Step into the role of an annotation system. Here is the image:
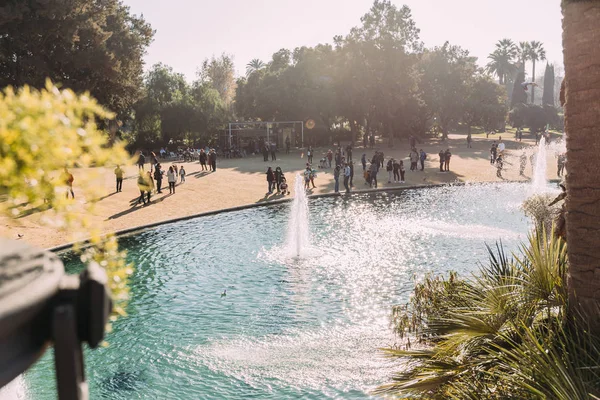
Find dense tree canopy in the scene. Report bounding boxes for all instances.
[0,0,154,116]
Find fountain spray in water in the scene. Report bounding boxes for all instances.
[531,135,548,193]
[285,174,310,258]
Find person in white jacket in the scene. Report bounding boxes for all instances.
[167,166,176,194]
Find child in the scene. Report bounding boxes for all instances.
[179,166,186,183]
[280,176,289,195]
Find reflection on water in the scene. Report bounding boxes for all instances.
[24,183,540,399]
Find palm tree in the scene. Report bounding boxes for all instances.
[245,58,265,77]
[562,0,600,333]
[516,41,530,75]
[526,41,546,104]
[486,39,517,85]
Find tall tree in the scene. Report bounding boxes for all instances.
[0,0,154,116]
[510,71,528,108]
[199,53,237,107]
[562,0,600,331]
[527,41,546,104]
[516,41,530,75]
[486,39,517,84]
[542,63,555,106]
[246,59,265,77]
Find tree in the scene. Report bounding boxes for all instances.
[542,63,555,106]
[517,41,530,75]
[526,41,546,104]
[463,75,507,133]
[199,54,237,107]
[486,39,517,84]
[246,59,265,77]
[0,0,154,116]
[562,0,600,332]
[510,71,528,108]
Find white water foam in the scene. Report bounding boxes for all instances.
[284,175,310,258]
[0,375,27,400]
[531,136,548,193]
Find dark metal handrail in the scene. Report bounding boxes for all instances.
[0,238,112,399]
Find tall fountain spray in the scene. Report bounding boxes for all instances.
[285,174,310,258]
[531,136,548,193]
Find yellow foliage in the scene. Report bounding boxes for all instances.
[0,81,133,321]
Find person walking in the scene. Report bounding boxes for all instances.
[199,149,207,170]
[154,163,163,193]
[393,159,400,183]
[333,165,340,193]
[62,167,75,199]
[210,149,217,171]
[114,165,124,193]
[444,149,452,172]
[266,167,275,194]
[419,149,427,171]
[438,149,445,172]
[137,152,145,170]
[399,160,406,183]
[275,167,283,194]
[137,172,150,205]
[167,166,176,194]
[386,158,393,183]
[369,162,378,188]
[361,153,367,171]
[179,166,186,183]
[145,171,154,203]
[466,133,472,148]
[343,163,351,193]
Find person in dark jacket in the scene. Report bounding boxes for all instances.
[275,167,283,193]
[153,164,163,193]
[438,150,445,172]
[266,167,275,194]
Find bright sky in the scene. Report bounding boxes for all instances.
[122,0,563,81]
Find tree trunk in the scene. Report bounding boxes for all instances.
[563,0,600,331]
[531,59,536,104]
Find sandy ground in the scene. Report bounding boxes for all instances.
[1,133,562,249]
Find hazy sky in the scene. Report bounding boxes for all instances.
[122,0,563,81]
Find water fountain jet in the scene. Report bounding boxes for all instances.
[285,174,310,258]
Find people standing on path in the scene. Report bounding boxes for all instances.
[386,158,394,183]
[369,162,378,188]
[62,167,75,199]
[399,160,406,183]
[327,150,333,168]
[209,149,217,171]
[262,144,269,162]
[270,142,277,161]
[137,152,145,170]
[154,164,163,193]
[307,146,314,164]
[379,151,385,168]
[409,135,417,149]
[361,153,367,171]
[309,167,317,188]
[393,159,400,182]
[199,149,207,170]
[490,142,497,164]
[409,149,419,171]
[466,133,472,148]
[266,167,275,194]
[438,150,445,172]
[497,137,506,156]
[333,165,340,193]
[343,163,351,193]
[419,149,427,171]
[137,172,151,205]
[496,155,504,179]
[346,143,353,162]
[275,167,283,194]
[179,166,186,183]
[167,166,176,194]
[349,161,354,187]
[114,165,124,193]
[444,149,452,172]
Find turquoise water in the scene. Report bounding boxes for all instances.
[23,183,533,399]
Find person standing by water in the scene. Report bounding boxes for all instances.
[393,159,400,183]
[327,150,333,168]
[266,167,275,194]
[419,149,427,171]
[137,171,151,205]
[179,166,186,183]
[438,150,445,172]
[386,158,394,183]
[114,165,124,193]
[333,165,340,193]
[349,161,354,187]
[199,149,207,170]
[275,167,283,194]
[346,143,353,162]
[307,146,314,165]
[399,160,406,183]
[361,153,367,171]
[409,149,418,171]
[466,133,472,148]
[303,165,312,189]
[369,162,378,188]
[444,149,452,172]
[490,142,497,164]
[167,166,176,194]
[154,164,163,193]
[343,163,351,193]
[210,149,217,171]
[496,155,504,179]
